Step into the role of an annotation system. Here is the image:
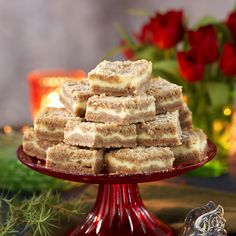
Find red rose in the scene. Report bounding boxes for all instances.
[226,11,236,41]
[137,24,153,44]
[138,10,184,49]
[219,43,236,77]
[188,25,219,64]
[120,40,135,60]
[177,50,204,82]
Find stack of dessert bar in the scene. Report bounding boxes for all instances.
[23,59,208,175]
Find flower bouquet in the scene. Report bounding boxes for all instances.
[117,7,236,176]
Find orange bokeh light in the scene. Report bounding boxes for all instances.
[27,70,86,118]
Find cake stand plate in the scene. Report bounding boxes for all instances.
[17,140,216,236]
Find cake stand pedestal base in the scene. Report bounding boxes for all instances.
[68,183,174,236]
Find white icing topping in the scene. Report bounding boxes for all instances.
[35,124,63,133]
[86,102,155,119]
[66,127,136,141]
[171,136,207,155]
[156,97,181,106]
[137,133,177,140]
[105,154,173,170]
[90,70,151,89]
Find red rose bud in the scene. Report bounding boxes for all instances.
[220,43,236,77]
[188,25,219,64]
[138,10,184,49]
[226,11,236,41]
[137,24,153,44]
[120,40,135,60]
[177,50,204,82]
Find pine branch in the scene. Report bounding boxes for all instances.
[0,190,84,236]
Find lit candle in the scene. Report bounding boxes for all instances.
[27,70,86,118]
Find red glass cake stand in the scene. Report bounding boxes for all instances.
[17,140,216,236]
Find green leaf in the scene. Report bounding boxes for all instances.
[215,23,233,45]
[152,60,180,79]
[135,46,163,61]
[193,16,218,29]
[152,60,191,91]
[207,82,230,108]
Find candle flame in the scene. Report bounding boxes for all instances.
[40,89,64,110]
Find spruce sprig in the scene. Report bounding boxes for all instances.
[0,195,18,235]
[0,190,84,236]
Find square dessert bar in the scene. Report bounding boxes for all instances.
[105,147,174,174]
[179,103,192,130]
[46,143,104,174]
[137,111,182,147]
[147,77,183,114]
[85,95,156,124]
[34,107,78,142]
[171,129,207,166]
[60,79,94,117]
[88,59,152,96]
[23,128,58,160]
[64,120,137,148]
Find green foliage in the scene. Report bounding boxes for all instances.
[135,45,163,61]
[0,191,84,236]
[112,8,235,176]
[207,82,230,108]
[192,16,218,29]
[215,23,233,46]
[0,133,70,193]
[153,60,181,81]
